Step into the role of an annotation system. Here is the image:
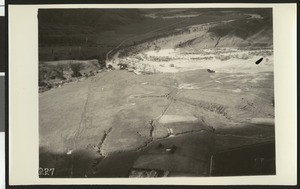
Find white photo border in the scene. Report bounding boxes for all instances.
[8,3,297,186]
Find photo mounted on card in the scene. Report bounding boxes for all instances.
[38,7,275,178]
[7,1,297,186]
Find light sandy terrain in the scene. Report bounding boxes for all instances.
[107,19,273,75]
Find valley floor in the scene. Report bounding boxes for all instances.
[39,66,275,177]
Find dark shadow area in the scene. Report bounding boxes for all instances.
[211,140,275,176]
[39,125,275,178]
[39,131,215,178]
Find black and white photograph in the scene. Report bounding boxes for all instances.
[37,8,276,178]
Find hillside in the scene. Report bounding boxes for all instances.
[38,8,271,61]
[38,8,272,91]
[107,9,273,74]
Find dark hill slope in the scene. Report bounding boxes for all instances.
[189,15,272,49]
[38,9,144,28]
[38,9,145,45]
